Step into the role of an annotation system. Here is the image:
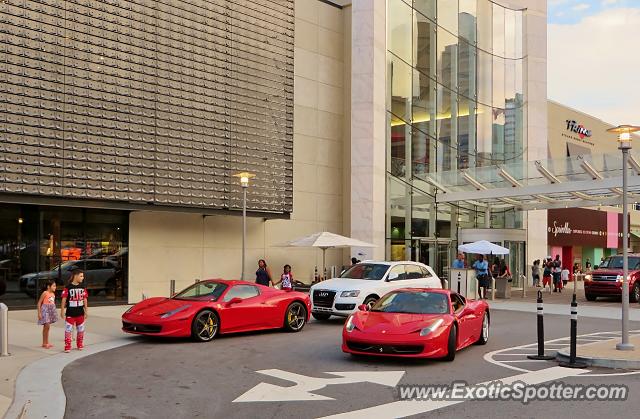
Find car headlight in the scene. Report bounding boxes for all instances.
[345,315,357,332]
[340,290,360,298]
[419,319,444,337]
[159,305,191,319]
[584,274,592,281]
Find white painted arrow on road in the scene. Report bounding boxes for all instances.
[317,366,589,419]
[233,369,405,402]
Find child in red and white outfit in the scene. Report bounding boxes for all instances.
[277,264,294,291]
[61,267,88,353]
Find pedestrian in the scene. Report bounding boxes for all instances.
[37,279,58,349]
[473,254,490,300]
[275,264,294,291]
[255,259,273,287]
[531,259,541,287]
[61,267,88,353]
[585,258,592,272]
[542,257,552,291]
[552,255,562,293]
[561,266,570,288]
[351,257,358,266]
[491,257,501,279]
[452,253,465,269]
[497,259,511,280]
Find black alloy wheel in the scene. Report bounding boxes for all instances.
[443,325,457,362]
[284,302,307,332]
[191,310,219,342]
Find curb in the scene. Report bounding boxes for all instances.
[556,349,640,369]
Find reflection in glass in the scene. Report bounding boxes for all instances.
[436,83,455,171]
[492,3,505,57]
[477,103,492,166]
[436,27,457,90]
[457,97,476,169]
[391,124,409,178]
[477,0,492,53]
[412,125,431,176]
[413,11,435,77]
[414,0,436,22]
[390,53,413,123]
[388,0,413,64]
[437,0,458,35]
[458,0,477,44]
[477,49,492,105]
[492,55,505,110]
[412,69,434,127]
[504,9,516,59]
[458,40,476,99]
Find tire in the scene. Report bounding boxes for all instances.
[585,293,597,302]
[312,312,332,321]
[475,312,489,345]
[363,296,378,310]
[283,302,307,332]
[443,325,457,362]
[191,310,219,342]
[631,283,640,303]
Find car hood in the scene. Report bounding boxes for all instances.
[591,269,637,276]
[311,278,384,293]
[352,311,447,335]
[21,272,56,281]
[130,298,194,317]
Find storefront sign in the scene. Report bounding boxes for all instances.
[566,120,592,139]
[547,208,624,248]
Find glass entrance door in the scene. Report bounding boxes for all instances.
[417,239,452,284]
[504,240,525,288]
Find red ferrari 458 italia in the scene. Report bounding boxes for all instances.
[342,288,489,361]
[122,280,311,341]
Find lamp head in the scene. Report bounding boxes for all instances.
[607,125,640,150]
[233,172,255,188]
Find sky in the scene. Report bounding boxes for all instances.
[547,0,640,125]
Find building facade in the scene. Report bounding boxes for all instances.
[0,0,547,307]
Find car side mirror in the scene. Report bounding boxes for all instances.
[357,304,369,311]
[226,297,242,306]
[387,272,399,281]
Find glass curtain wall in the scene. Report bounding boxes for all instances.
[0,204,129,308]
[386,0,526,265]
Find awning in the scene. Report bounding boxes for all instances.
[419,152,640,210]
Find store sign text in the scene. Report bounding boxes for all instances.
[566,120,592,139]
[550,221,572,237]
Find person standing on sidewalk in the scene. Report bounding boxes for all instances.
[473,255,490,300]
[255,259,273,287]
[61,267,88,353]
[275,264,294,291]
[531,259,541,287]
[37,279,58,349]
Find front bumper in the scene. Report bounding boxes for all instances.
[341,328,449,358]
[311,296,360,317]
[584,282,622,296]
[121,313,192,338]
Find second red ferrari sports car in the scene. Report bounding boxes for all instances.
[122,280,311,341]
[342,288,489,361]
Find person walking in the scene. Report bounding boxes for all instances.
[473,255,490,300]
[452,253,465,269]
[37,279,58,349]
[561,266,570,289]
[275,264,294,291]
[531,259,541,287]
[585,258,592,272]
[60,267,88,353]
[255,259,273,287]
[542,257,552,291]
[552,255,562,293]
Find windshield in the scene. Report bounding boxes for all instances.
[174,281,228,300]
[599,256,640,270]
[53,261,77,272]
[370,291,449,314]
[340,263,389,280]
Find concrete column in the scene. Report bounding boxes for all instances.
[350,0,387,259]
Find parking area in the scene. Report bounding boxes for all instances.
[62,310,640,419]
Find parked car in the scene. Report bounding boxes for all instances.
[342,288,489,361]
[20,259,120,297]
[122,280,311,341]
[309,261,442,321]
[584,254,640,302]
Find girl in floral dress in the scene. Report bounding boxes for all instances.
[37,279,59,349]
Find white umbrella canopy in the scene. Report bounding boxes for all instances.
[458,240,509,255]
[279,232,376,279]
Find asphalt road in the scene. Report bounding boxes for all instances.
[62,310,640,419]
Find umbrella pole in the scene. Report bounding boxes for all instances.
[322,248,326,281]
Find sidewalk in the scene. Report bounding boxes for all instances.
[557,334,640,369]
[0,305,131,419]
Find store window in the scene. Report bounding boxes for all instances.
[0,204,128,309]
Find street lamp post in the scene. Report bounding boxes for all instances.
[233,172,255,281]
[607,125,640,351]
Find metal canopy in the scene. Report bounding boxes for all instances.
[420,152,640,210]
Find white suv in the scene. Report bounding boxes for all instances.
[309,261,442,320]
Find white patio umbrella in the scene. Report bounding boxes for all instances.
[458,240,509,255]
[279,232,376,279]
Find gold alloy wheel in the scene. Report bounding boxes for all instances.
[287,303,306,331]
[196,311,218,341]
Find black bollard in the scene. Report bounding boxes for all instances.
[528,290,555,360]
[559,293,587,368]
